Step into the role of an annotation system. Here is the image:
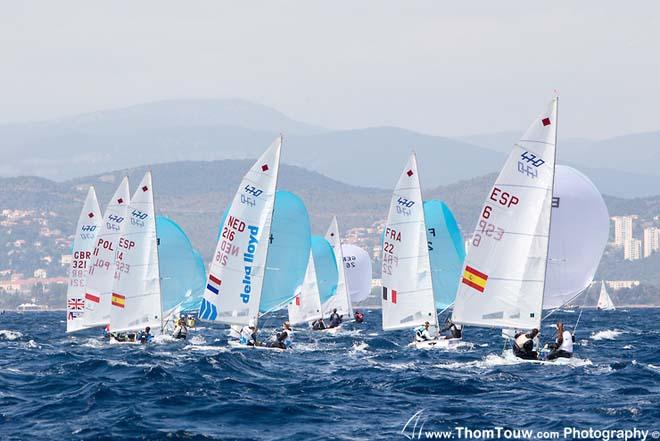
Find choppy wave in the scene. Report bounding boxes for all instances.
[0,309,657,440]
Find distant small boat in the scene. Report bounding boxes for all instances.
[597,281,616,311]
[17,302,48,312]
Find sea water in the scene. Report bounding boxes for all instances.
[0,309,657,440]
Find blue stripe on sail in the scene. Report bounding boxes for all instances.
[208,302,217,321]
[199,298,210,320]
[206,284,219,295]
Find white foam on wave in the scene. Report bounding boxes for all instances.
[0,329,23,340]
[25,339,39,349]
[623,344,634,350]
[591,329,624,341]
[434,351,592,370]
[367,332,379,337]
[186,344,229,353]
[81,338,106,348]
[647,364,660,371]
[349,341,369,354]
[189,335,207,345]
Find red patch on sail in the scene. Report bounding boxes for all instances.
[542,117,551,126]
[85,293,100,303]
[295,295,301,306]
[117,198,124,204]
[142,186,149,192]
[88,212,95,218]
[261,164,269,172]
[407,170,414,177]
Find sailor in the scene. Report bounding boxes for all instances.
[137,326,153,344]
[270,321,293,349]
[440,319,462,339]
[312,318,326,331]
[354,310,365,323]
[186,315,196,328]
[328,308,342,328]
[173,317,188,340]
[415,321,434,342]
[546,322,573,360]
[513,328,539,360]
[240,320,258,346]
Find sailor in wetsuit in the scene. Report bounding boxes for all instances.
[328,309,342,328]
[513,328,540,360]
[240,320,258,346]
[312,318,326,331]
[137,326,153,344]
[439,319,462,339]
[415,321,434,342]
[270,321,293,349]
[546,322,574,360]
[172,317,188,339]
[353,310,365,323]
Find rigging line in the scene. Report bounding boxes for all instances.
[573,287,590,336]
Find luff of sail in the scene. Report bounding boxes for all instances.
[288,251,323,325]
[198,136,281,327]
[381,153,436,331]
[82,177,131,329]
[66,187,102,333]
[322,217,353,318]
[452,98,558,330]
[597,281,615,311]
[110,172,162,334]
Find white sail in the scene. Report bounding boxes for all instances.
[198,137,281,327]
[66,187,102,333]
[452,98,558,330]
[109,172,162,334]
[342,244,373,304]
[322,217,353,318]
[287,251,323,325]
[82,177,131,329]
[597,281,615,311]
[381,153,436,331]
[544,166,609,309]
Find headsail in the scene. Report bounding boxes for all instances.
[322,217,353,318]
[424,200,465,310]
[287,251,323,325]
[199,137,281,327]
[82,177,130,329]
[66,187,102,333]
[381,153,436,331]
[544,166,609,309]
[452,98,558,330]
[597,281,615,311]
[313,236,339,306]
[341,244,373,304]
[110,172,162,334]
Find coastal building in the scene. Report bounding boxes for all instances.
[643,227,660,258]
[612,215,636,247]
[605,280,641,290]
[624,238,642,261]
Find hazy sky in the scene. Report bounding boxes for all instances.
[1,1,659,139]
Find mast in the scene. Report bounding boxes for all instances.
[151,171,165,334]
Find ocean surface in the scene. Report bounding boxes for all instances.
[0,308,658,440]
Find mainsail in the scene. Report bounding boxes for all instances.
[82,177,131,329]
[452,98,558,330]
[597,281,616,311]
[199,137,281,327]
[66,187,102,333]
[322,217,353,318]
[424,200,465,310]
[287,251,323,325]
[110,172,162,334]
[341,244,373,304]
[544,165,609,309]
[381,153,436,331]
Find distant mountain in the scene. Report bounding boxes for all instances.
[1,98,659,197]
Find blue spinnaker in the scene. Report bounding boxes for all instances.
[312,235,339,305]
[217,191,311,314]
[157,216,207,315]
[423,200,465,310]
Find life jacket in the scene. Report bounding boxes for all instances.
[515,333,531,350]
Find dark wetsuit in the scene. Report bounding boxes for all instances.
[312,320,326,331]
[440,323,462,339]
[328,313,342,328]
[513,332,538,360]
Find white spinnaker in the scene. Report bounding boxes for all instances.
[452,98,558,330]
[597,281,615,310]
[322,217,353,318]
[82,177,130,329]
[287,251,323,325]
[66,187,102,333]
[381,153,436,331]
[110,172,162,334]
[543,166,609,309]
[342,244,373,304]
[199,137,281,327]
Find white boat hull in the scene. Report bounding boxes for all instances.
[409,338,462,350]
[227,340,285,351]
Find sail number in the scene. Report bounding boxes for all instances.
[472,205,505,247]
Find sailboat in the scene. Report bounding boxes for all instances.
[198,136,283,350]
[452,97,559,356]
[597,281,616,311]
[381,153,447,349]
[320,217,353,332]
[82,177,131,330]
[287,250,323,326]
[66,187,102,333]
[341,243,373,305]
[109,172,163,340]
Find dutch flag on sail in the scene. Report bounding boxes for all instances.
[206,274,222,295]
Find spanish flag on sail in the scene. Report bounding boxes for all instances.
[462,266,488,293]
[111,293,126,308]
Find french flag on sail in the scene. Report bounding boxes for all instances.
[206,274,222,295]
[382,287,397,304]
